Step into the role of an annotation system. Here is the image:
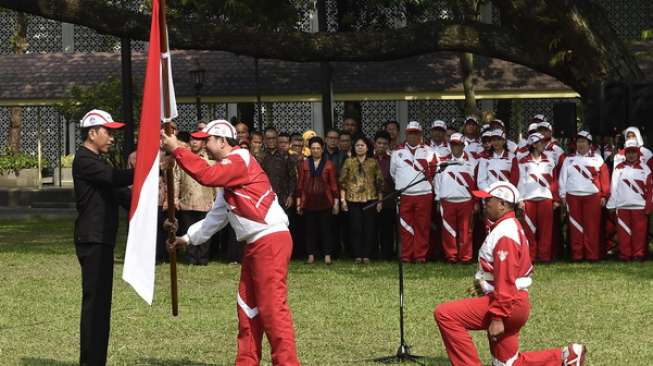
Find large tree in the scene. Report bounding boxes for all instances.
[7,11,27,152]
[0,0,644,99]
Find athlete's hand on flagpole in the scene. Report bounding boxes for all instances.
[160,129,180,153]
[167,236,188,253]
[163,218,178,233]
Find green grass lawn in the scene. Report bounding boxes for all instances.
[1,218,652,365]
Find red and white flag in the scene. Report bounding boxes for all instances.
[123,0,177,304]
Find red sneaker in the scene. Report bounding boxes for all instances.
[563,343,586,366]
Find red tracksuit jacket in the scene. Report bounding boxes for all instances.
[475,212,534,319]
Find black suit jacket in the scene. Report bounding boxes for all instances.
[73,146,134,245]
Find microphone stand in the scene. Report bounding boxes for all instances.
[364,175,429,364]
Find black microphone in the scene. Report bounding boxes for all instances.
[437,160,463,172]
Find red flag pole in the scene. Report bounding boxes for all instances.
[159,0,179,317]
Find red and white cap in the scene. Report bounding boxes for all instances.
[491,119,505,128]
[431,120,447,130]
[80,109,125,129]
[190,119,237,139]
[624,139,640,151]
[449,132,464,144]
[538,121,553,131]
[528,132,545,145]
[472,181,521,204]
[576,130,592,142]
[532,114,547,122]
[491,129,506,139]
[406,121,423,132]
[465,115,479,124]
[527,123,539,133]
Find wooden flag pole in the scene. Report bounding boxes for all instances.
[159,0,179,317]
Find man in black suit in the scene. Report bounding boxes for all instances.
[73,109,133,366]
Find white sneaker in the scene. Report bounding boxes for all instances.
[562,343,586,366]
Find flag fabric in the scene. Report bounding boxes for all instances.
[123,0,177,304]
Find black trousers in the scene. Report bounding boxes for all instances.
[288,207,306,259]
[156,207,170,263]
[348,201,377,259]
[76,242,114,366]
[180,210,210,265]
[337,211,351,258]
[305,209,333,256]
[377,205,397,260]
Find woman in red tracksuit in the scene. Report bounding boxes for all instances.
[515,133,559,262]
[606,139,653,261]
[476,129,519,190]
[558,131,610,261]
[434,181,586,366]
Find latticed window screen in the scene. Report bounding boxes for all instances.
[0,106,64,168]
[360,101,398,137]
[174,103,227,132]
[0,12,16,54]
[253,102,313,134]
[333,101,397,137]
[594,0,652,41]
[27,16,62,53]
[408,100,463,131]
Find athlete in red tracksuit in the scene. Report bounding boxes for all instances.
[558,131,610,262]
[434,181,586,366]
[476,129,519,191]
[390,121,437,262]
[606,139,653,261]
[429,120,451,260]
[434,133,478,263]
[538,120,567,259]
[163,120,300,366]
[514,133,560,262]
[515,122,539,161]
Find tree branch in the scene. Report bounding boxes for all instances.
[0,0,535,64]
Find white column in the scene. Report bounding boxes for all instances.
[227,103,238,121]
[62,23,74,52]
[311,102,324,137]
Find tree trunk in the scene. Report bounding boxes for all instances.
[452,0,481,116]
[459,52,478,115]
[7,12,27,152]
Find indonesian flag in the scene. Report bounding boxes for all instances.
[123,0,177,304]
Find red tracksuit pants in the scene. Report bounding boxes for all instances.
[236,231,300,366]
[523,199,553,262]
[440,200,475,263]
[616,208,649,260]
[566,193,602,261]
[399,193,433,262]
[435,292,561,366]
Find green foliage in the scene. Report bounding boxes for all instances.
[642,29,653,40]
[0,149,48,175]
[60,154,75,169]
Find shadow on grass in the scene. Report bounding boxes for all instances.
[21,358,77,366]
[137,358,224,366]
